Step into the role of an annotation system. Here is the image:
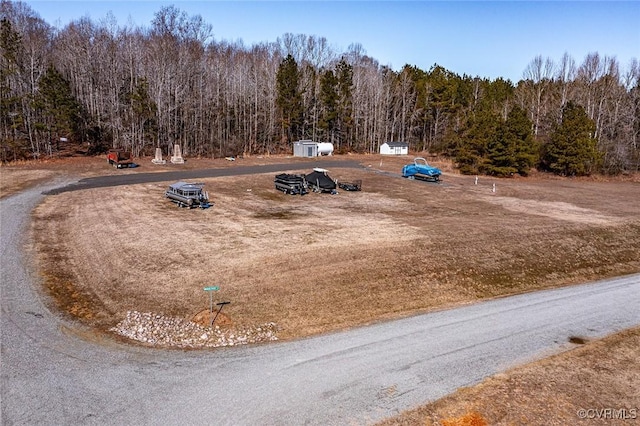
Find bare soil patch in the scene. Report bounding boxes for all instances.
[377,327,640,425]
[28,154,640,341]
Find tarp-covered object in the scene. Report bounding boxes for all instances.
[306,169,337,192]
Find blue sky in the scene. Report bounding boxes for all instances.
[22,1,640,82]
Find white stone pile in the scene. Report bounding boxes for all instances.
[111,311,278,348]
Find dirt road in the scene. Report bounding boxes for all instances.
[2,181,639,425]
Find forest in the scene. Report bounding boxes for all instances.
[1,1,639,175]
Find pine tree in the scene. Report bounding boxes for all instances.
[484,130,517,176]
[0,17,25,159]
[36,65,81,150]
[508,105,538,175]
[335,58,354,149]
[318,69,338,142]
[484,105,537,176]
[455,107,499,175]
[542,102,601,176]
[276,54,302,145]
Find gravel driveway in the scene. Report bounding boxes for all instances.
[2,180,639,425]
[43,159,363,194]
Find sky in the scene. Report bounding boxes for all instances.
[21,1,640,82]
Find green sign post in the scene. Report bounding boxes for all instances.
[204,286,220,326]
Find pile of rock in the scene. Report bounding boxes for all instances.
[111,311,278,348]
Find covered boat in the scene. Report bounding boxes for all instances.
[306,168,337,193]
[402,157,442,182]
[165,182,211,208]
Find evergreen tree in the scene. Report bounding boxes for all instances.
[507,105,538,175]
[425,65,469,152]
[318,68,338,142]
[0,17,25,157]
[484,129,517,176]
[484,105,537,176]
[404,65,429,149]
[36,65,81,147]
[541,102,601,176]
[454,107,499,175]
[335,58,354,149]
[276,54,302,145]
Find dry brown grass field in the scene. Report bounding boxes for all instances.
[13,154,640,338]
[3,153,639,424]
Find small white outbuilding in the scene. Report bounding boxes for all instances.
[293,140,318,157]
[380,141,409,155]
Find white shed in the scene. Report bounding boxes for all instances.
[380,141,408,155]
[293,140,318,157]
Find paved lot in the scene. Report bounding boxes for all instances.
[43,160,362,194]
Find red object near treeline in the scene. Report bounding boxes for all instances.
[107,149,133,168]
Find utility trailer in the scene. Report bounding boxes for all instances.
[107,149,134,169]
[165,182,211,208]
[274,173,308,195]
[337,179,362,191]
[402,157,442,182]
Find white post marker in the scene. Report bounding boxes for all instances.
[152,147,166,164]
[171,144,184,164]
[492,183,496,193]
[475,176,478,185]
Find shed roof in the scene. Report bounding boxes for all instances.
[384,141,408,147]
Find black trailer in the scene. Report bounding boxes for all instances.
[338,179,362,191]
[274,173,308,195]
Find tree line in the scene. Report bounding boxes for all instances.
[1,1,639,175]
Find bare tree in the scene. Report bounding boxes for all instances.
[556,52,576,113]
[522,55,554,136]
